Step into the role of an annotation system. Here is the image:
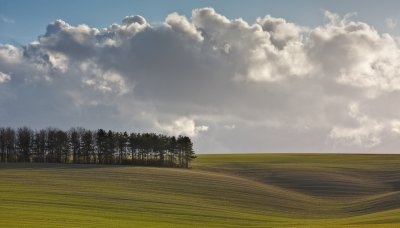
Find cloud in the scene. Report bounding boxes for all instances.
[329,102,400,148]
[0,14,14,24]
[191,7,311,82]
[329,103,384,147]
[0,44,22,64]
[223,124,236,130]
[308,11,400,92]
[256,15,304,50]
[79,60,128,94]
[2,8,400,152]
[122,15,147,25]
[165,12,203,42]
[0,72,11,84]
[156,117,209,137]
[386,18,398,30]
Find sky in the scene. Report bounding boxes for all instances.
[2,1,400,153]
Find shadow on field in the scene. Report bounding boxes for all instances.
[261,169,388,197]
[345,192,400,214]
[214,163,393,197]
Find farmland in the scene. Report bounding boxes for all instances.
[0,154,400,227]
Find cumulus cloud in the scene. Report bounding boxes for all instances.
[256,15,304,50]
[191,7,311,82]
[2,8,400,152]
[156,117,209,137]
[329,103,384,147]
[79,60,128,94]
[308,11,400,93]
[122,15,147,25]
[0,44,22,64]
[329,102,400,149]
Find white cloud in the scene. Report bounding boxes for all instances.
[390,120,400,134]
[3,8,400,152]
[0,14,14,24]
[309,12,400,93]
[122,15,147,25]
[223,124,236,130]
[165,12,203,42]
[156,117,209,137]
[256,15,304,49]
[329,103,400,148]
[195,125,209,133]
[0,44,22,64]
[329,103,384,147]
[192,7,312,82]
[79,60,128,94]
[386,18,398,30]
[0,72,11,84]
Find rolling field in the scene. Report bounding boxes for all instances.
[1,154,400,227]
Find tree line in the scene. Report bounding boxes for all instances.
[0,127,196,168]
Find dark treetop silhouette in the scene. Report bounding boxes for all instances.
[0,127,196,168]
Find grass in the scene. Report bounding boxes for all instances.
[0,154,399,227]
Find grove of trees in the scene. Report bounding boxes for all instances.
[0,127,196,168]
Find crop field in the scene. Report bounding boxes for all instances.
[0,154,400,227]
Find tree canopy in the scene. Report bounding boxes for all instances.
[0,127,196,168]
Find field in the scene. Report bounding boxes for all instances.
[0,154,400,227]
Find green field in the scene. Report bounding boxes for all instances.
[1,154,400,227]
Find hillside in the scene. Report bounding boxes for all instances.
[0,154,400,227]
